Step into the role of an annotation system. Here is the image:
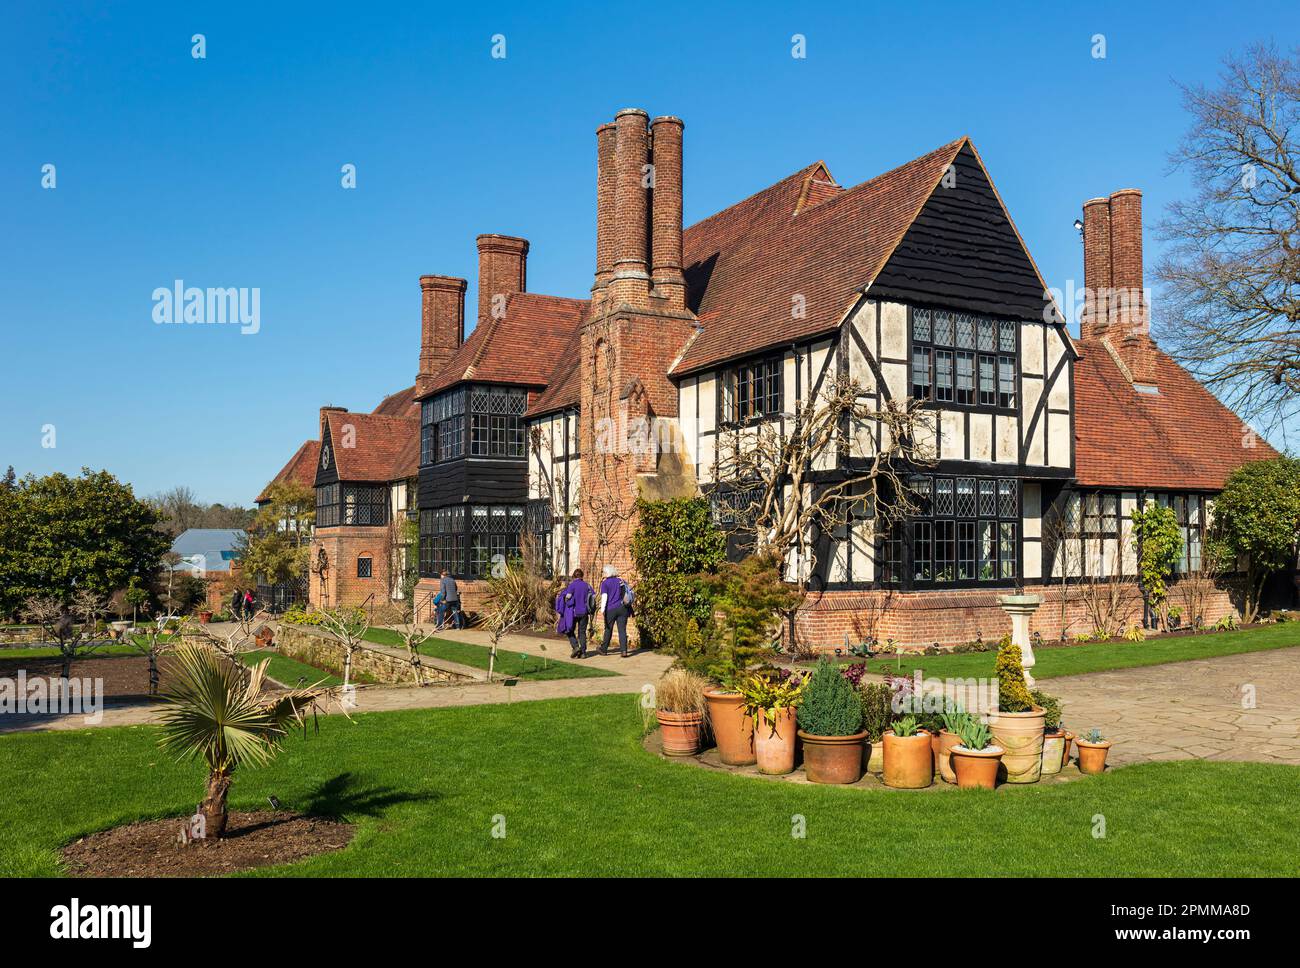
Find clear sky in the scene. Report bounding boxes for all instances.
[3,0,1296,504]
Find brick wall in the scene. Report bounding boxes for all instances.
[310,526,392,609]
[792,580,1241,649]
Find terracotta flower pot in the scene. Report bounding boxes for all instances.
[755,706,797,775]
[704,688,755,766]
[799,730,866,784]
[951,745,1004,789]
[198,611,213,625]
[988,706,1046,783]
[1041,730,1066,775]
[864,737,884,775]
[656,710,705,757]
[936,729,962,784]
[882,730,933,788]
[1075,737,1112,774]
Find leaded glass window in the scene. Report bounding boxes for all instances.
[722,357,782,423]
[902,475,1021,585]
[912,306,1019,412]
[469,387,526,458]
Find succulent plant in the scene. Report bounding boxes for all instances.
[956,717,993,752]
[891,714,919,737]
[1084,727,1105,744]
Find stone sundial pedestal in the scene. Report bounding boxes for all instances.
[998,593,1044,687]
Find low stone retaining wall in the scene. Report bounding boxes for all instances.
[0,627,46,646]
[273,624,475,686]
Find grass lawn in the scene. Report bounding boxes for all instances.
[854,622,1300,681]
[1,642,145,660]
[363,627,615,680]
[1,694,1297,877]
[238,650,344,688]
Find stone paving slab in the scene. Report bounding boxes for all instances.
[1048,648,1300,767]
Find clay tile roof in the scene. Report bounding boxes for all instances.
[671,138,968,375]
[372,384,419,418]
[525,328,583,418]
[256,439,320,503]
[324,410,419,483]
[421,292,588,397]
[1073,339,1279,490]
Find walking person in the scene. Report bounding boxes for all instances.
[597,564,634,657]
[555,569,594,658]
[243,589,255,619]
[230,588,243,620]
[436,569,460,630]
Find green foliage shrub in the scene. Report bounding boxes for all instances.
[798,658,864,736]
[996,641,1034,712]
[629,498,726,649]
[1031,689,1062,731]
[859,681,894,742]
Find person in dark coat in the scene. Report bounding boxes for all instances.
[230,589,243,619]
[555,569,594,658]
[598,564,633,657]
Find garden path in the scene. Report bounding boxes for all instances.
[1047,647,1300,767]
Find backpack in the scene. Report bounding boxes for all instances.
[620,580,634,608]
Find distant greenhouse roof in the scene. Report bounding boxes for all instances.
[170,528,245,574]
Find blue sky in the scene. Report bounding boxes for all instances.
[2,0,1295,503]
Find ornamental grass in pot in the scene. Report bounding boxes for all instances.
[654,669,710,757]
[1075,728,1112,774]
[797,658,867,784]
[949,714,1004,790]
[882,715,933,789]
[988,641,1045,784]
[1034,690,1066,775]
[859,681,893,774]
[737,670,806,775]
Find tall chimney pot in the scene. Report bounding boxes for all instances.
[417,274,467,395]
[650,115,686,310]
[475,234,528,327]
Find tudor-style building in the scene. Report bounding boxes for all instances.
[258,108,1284,643]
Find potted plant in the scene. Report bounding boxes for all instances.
[860,680,893,774]
[1033,689,1066,775]
[197,607,214,625]
[988,640,1045,783]
[936,703,968,783]
[737,670,805,775]
[699,553,798,767]
[882,715,933,789]
[654,668,710,757]
[1075,728,1112,774]
[949,714,1004,790]
[798,658,867,784]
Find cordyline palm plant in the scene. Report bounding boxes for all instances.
[156,643,339,838]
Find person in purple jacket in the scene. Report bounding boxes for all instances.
[597,564,633,657]
[556,568,594,658]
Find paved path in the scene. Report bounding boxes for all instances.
[0,628,673,734]
[1048,648,1300,767]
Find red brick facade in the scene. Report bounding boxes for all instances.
[792,581,1240,650]
[309,526,392,611]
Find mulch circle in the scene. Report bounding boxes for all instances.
[61,810,355,877]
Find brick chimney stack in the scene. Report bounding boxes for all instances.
[650,115,687,310]
[319,405,347,437]
[417,275,467,395]
[1080,189,1157,385]
[476,234,528,327]
[607,108,652,308]
[592,122,617,302]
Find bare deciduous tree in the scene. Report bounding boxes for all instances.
[315,605,370,690]
[1156,44,1300,435]
[21,590,111,682]
[713,374,937,593]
